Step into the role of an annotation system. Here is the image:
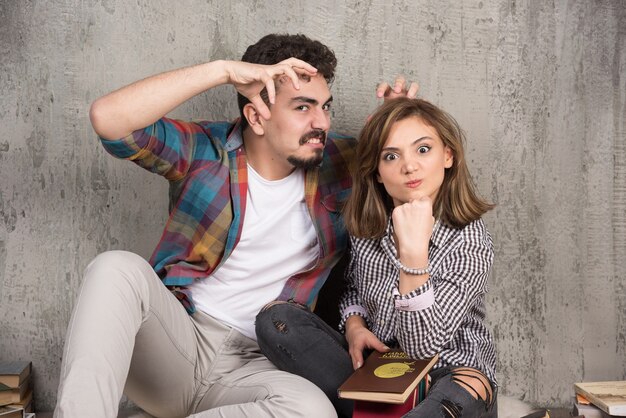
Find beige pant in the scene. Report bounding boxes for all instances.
[54,251,336,418]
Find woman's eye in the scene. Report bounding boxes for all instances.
[383,153,398,161]
[417,145,431,153]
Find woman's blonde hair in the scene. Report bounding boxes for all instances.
[343,97,494,238]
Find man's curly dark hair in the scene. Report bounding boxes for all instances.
[237,33,337,128]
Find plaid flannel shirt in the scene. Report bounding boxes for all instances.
[100,117,355,313]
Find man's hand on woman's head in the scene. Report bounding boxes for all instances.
[376,75,419,101]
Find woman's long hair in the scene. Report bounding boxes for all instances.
[343,97,494,238]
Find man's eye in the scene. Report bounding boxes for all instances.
[322,103,332,111]
[296,105,309,111]
[418,146,431,153]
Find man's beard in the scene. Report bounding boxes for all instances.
[287,151,324,169]
[287,129,326,169]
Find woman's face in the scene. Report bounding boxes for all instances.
[376,116,453,207]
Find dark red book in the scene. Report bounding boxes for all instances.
[352,379,428,417]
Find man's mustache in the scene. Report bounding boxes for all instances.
[299,129,327,145]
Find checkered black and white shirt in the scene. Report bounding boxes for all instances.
[339,218,497,385]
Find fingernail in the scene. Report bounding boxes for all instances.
[383,345,390,350]
[356,361,362,369]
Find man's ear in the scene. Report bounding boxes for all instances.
[243,103,265,136]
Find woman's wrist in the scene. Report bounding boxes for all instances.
[346,314,367,329]
[398,251,429,274]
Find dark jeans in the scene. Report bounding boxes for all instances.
[404,366,498,418]
[255,302,497,418]
[256,301,355,417]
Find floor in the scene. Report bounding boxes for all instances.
[547,409,574,418]
[35,406,575,417]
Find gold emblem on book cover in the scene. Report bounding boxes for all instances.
[374,362,416,378]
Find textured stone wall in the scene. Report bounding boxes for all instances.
[0,0,624,411]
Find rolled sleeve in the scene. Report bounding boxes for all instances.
[99,127,153,159]
[99,118,200,181]
[392,280,435,311]
[341,304,368,319]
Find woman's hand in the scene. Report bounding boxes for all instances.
[393,197,434,294]
[345,316,389,370]
[392,197,434,261]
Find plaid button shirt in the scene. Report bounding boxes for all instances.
[339,219,497,385]
[101,117,355,313]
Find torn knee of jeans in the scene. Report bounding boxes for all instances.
[441,399,462,418]
[259,300,288,313]
[272,319,288,333]
[451,368,493,404]
[277,344,295,360]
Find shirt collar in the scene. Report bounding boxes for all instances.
[224,118,244,152]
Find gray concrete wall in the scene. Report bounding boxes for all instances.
[1,0,624,411]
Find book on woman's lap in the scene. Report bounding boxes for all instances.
[338,350,438,416]
[349,379,428,418]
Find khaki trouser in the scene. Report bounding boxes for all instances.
[54,251,336,418]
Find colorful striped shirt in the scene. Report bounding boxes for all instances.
[100,118,356,313]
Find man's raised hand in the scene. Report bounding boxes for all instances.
[376,75,419,101]
[225,58,318,120]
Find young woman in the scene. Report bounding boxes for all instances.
[340,97,497,417]
[256,97,497,418]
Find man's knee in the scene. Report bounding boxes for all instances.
[82,250,157,297]
[87,250,148,271]
[279,376,337,418]
[299,386,337,418]
[92,249,149,266]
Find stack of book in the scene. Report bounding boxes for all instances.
[0,361,33,415]
[573,381,626,417]
[0,405,27,418]
[338,350,439,417]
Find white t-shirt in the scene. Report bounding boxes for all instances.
[189,164,319,339]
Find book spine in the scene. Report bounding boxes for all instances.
[417,378,425,403]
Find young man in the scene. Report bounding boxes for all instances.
[54,34,355,418]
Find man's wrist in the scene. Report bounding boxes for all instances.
[207,60,230,86]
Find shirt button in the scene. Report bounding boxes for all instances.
[379,319,385,325]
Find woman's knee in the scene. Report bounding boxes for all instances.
[450,367,493,403]
[406,368,495,418]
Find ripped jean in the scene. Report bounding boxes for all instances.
[255,302,497,418]
[255,301,354,417]
[404,366,498,418]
